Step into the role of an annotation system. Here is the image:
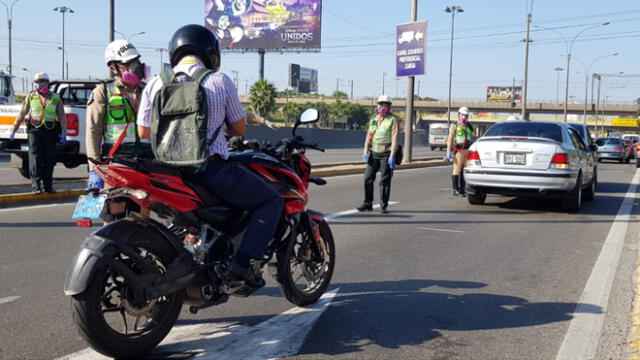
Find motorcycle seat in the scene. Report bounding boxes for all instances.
[184,181,226,207]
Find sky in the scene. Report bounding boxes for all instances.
[0,0,638,104]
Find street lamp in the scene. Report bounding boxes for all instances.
[53,6,74,80]
[128,31,145,42]
[382,72,387,95]
[553,67,564,104]
[521,0,535,120]
[21,67,31,90]
[445,5,463,127]
[572,52,618,124]
[57,46,68,79]
[0,0,19,75]
[535,22,609,122]
[156,48,167,73]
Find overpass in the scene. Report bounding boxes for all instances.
[239,97,637,117]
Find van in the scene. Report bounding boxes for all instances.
[428,123,449,151]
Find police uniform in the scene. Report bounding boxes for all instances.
[12,90,66,192]
[85,78,151,171]
[447,121,474,196]
[360,111,399,212]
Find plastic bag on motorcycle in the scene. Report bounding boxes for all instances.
[150,68,217,174]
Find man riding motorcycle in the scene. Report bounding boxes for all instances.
[136,24,283,289]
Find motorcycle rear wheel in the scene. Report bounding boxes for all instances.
[70,235,183,358]
[277,220,335,306]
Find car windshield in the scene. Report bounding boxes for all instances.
[484,122,563,142]
[430,128,448,136]
[596,138,622,146]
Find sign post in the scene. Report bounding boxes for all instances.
[396,19,426,163]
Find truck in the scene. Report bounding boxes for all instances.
[428,122,449,151]
[0,72,16,105]
[0,79,102,178]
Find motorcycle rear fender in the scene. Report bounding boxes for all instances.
[64,215,184,296]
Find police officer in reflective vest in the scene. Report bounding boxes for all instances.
[85,40,150,220]
[446,106,474,196]
[10,72,66,193]
[357,95,399,214]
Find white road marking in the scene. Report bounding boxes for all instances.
[325,201,400,221]
[0,202,75,213]
[0,296,20,304]
[556,168,640,360]
[417,226,466,233]
[58,288,339,360]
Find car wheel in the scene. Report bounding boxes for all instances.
[636,158,640,168]
[562,173,582,212]
[619,158,624,164]
[598,158,602,163]
[430,146,435,151]
[468,191,486,205]
[626,156,631,164]
[583,171,596,202]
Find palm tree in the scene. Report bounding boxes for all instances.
[249,79,278,119]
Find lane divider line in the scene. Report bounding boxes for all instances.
[325,201,400,221]
[417,226,466,233]
[556,168,640,360]
[59,288,340,360]
[0,296,20,305]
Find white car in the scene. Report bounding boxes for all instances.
[463,121,596,212]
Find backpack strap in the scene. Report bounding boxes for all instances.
[159,69,176,85]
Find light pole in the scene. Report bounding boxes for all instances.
[553,67,563,120]
[156,48,167,72]
[522,0,535,120]
[535,22,609,122]
[21,67,31,90]
[445,5,463,127]
[53,6,74,80]
[128,31,145,42]
[230,70,239,93]
[572,52,618,124]
[57,46,68,79]
[382,72,386,95]
[0,0,19,75]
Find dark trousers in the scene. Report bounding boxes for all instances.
[189,157,284,259]
[27,128,57,192]
[363,151,393,207]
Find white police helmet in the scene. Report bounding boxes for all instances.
[458,106,470,116]
[104,39,140,65]
[33,72,49,82]
[376,95,392,104]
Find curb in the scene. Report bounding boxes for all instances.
[0,189,83,208]
[0,160,448,208]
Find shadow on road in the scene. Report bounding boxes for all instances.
[163,279,599,359]
[0,222,78,228]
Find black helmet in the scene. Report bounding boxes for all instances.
[168,24,220,71]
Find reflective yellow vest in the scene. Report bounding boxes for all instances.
[104,83,137,145]
[29,92,60,130]
[368,115,395,153]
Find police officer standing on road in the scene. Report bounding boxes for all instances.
[357,95,399,214]
[446,106,474,196]
[85,40,151,220]
[10,73,66,194]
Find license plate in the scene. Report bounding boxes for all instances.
[72,194,107,219]
[504,152,526,165]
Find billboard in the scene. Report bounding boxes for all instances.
[289,63,318,93]
[205,0,322,50]
[396,21,427,77]
[486,86,522,103]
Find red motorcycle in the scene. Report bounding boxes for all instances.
[64,109,335,359]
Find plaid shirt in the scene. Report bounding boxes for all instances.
[136,56,246,159]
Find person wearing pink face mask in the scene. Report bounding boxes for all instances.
[446,106,474,196]
[10,72,66,193]
[85,40,151,221]
[357,95,399,214]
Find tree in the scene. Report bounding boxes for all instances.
[249,79,278,118]
[281,102,303,127]
[331,90,348,99]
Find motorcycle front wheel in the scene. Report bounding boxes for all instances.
[277,219,335,306]
[70,235,183,358]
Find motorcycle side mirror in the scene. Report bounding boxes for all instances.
[293,108,319,137]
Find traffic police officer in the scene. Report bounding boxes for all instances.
[357,95,399,214]
[446,106,474,196]
[86,39,150,220]
[10,73,66,193]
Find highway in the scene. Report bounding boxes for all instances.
[0,161,638,359]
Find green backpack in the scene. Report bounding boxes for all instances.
[151,68,221,174]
